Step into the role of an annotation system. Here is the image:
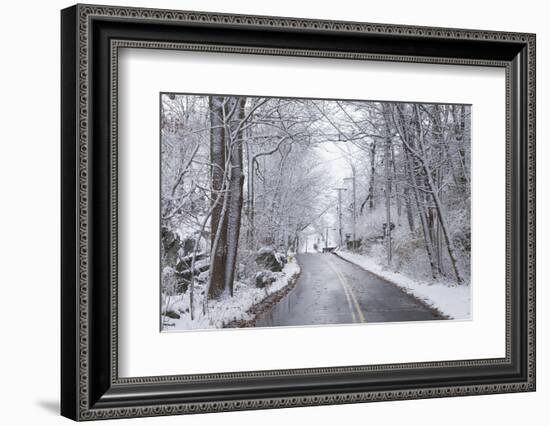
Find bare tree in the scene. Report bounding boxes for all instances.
[224,97,247,296]
[208,96,229,299]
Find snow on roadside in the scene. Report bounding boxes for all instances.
[162,257,301,331]
[335,250,471,320]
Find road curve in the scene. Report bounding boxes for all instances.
[254,253,442,327]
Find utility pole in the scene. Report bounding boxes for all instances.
[334,187,347,247]
[344,166,357,250]
[325,226,329,250]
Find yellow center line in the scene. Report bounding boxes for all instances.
[327,260,366,323]
[326,260,356,322]
[341,277,358,324]
[337,269,366,323]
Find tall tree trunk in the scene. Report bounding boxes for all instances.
[391,144,402,219]
[391,104,416,233]
[382,107,393,266]
[456,105,470,186]
[208,96,229,299]
[403,156,416,233]
[224,97,246,296]
[424,172,439,274]
[432,105,444,273]
[246,136,255,248]
[368,140,376,210]
[405,147,439,279]
[426,169,464,285]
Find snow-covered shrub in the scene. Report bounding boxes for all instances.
[161,266,177,295]
[161,227,182,267]
[275,252,288,266]
[164,310,180,319]
[255,246,284,272]
[255,270,277,288]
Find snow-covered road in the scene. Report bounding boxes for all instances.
[254,253,443,327]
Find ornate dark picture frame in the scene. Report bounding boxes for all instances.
[61,4,536,421]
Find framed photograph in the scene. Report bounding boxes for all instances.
[61,4,536,421]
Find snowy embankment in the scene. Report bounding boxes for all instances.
[162,258,301,330]
[335,250,471,320]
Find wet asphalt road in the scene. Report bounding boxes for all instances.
[254,253,441,327]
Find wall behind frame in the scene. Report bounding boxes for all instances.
[0,0,545,425]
